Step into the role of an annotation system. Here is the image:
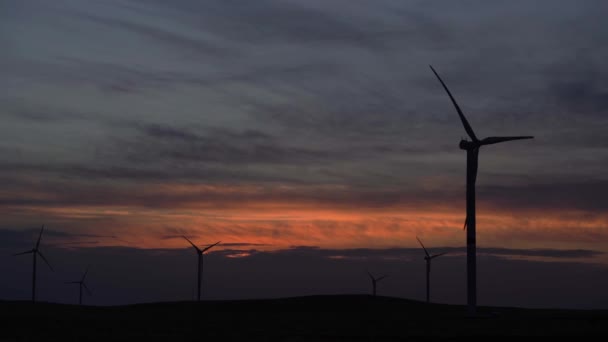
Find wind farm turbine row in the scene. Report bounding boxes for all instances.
[10,226,222,305]
[9,66,533,315]
[12,225,92,305]
[12,226,449,304]
[367,237,447,300]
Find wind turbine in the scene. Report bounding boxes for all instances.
[183,236,220,302]
[13,225,54,303]
[429,65,533,315]
[367,272,388,297]
[66,267,92,305]
[416,236,447,304]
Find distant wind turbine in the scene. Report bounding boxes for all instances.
[416,236,447,304]
[66,267,92,305]
[430,65,533,315]
[13,225,54,303]
[367,272,388,297]
[183,236,220,302]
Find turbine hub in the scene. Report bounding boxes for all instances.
[459,139,477,150]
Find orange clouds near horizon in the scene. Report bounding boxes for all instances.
[2,186,608,255]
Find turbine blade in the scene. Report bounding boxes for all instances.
[480,136,534,146]
[183,236,201,253]
[65,281,80,284]
[81,266,90,282]
[203,241,221,253]
[83,283,93,296]
[13,249,34,256]
[37,251,54,271]
[377,275,388,282]
[416,236,430,258]
[367,271,374,280]
[429,65,478,141]
[431,252,448,259]
[36,225,45,249]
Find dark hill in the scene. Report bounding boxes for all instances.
[2,295,607,340]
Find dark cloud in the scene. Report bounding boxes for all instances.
[2,98,89,123]
[127,123,337,165]
[158,231,270,248]
[478,247,602,259]
[272,245,603,260]
[0,162,184,182]
[139,124,206,142]
[0,58,167,95]
[76,12,230,58]
[218,243,270,247]
[479,180,608,211]
[0,228,117,250]
[2,163,608,214]
[2,54,346,97]
[551,78,608,114]
[132,0,417,48]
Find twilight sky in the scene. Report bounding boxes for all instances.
[1,0,608,307]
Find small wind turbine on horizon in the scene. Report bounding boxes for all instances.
[66,267,92,305]
[416,236,447,304]
[13,225,54,303]
[183,236,220,302]
[430,65,533,315]
[367,272,388,297]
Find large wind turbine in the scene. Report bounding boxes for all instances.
[367,272,388,297]
[66,267,92,305]
[430,65,533,315]
[13,225,54,303]
[416,236,447,304]
[183,236,220,302]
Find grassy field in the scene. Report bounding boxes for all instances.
[2,295,607,340]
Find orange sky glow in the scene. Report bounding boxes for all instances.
[3,182,606,258]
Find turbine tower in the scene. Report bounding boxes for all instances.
[430,65,533,315]
[416,236,447,304]
[66,267,92,305]
[13,225,53,303]
[367,272,388,297]
[183,236,220,302]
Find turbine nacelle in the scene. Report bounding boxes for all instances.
[459,139,477,150]
[183,236,221,255]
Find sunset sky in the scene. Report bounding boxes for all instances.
[1,0,608,307]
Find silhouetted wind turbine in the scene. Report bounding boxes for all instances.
[66,267,92,305]
[183,236,220,302]
[13,225,54,303]
[367,272,388,297]
[416,236,447,304]
[430,65,533,315]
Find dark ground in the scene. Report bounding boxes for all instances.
[1,295,607,340]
